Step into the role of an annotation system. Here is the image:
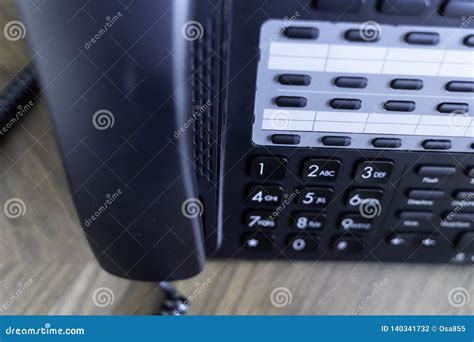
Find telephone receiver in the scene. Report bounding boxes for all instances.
[18,0,225,281]
[19,0,474,281]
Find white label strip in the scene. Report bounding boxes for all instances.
[267,42,474,78]
[261,109,474,137]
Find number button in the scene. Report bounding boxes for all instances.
[298,188,333,208]
[245,212,277,229]
[250,156,287,180]
[339,214,373,231]
[247,186,283,206]
[287,235,319,253]
[354,160,393,184]
[346,189,383,210]
[302,159,341,182]
[292,213,326,230]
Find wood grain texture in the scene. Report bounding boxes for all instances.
[0,0,472,316]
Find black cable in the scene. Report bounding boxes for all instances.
[0,64,39,132]
[158,281,190,315]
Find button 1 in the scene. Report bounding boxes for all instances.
[442,0,474,18]
[354,160,394,184]
[292,212,326,230]
[383,100,416,112]
[372,138,402,148]
[332,236,365,254]
[417,165,456,177]
[330,98,362,110]
[446,81,474,93]
[340,214,373,231]
[271,134,301,145]
[245,212,277,229]
[313,0,362,12]
[284,27,319,40]
[378,0,429,15]
[247,186,283,206]
[345,29,380,42]
[298,187,333,208]
[275,96,307,108]
[321,136,351,147]
[242,232,276,251]
[422,139,452,150]
[287,234,320,252]
[390,79,423,90]
[404,32,439,45]
[437,102,469,114]
[334,76,367,89]
[250,156,287,180]
[278,74,311,86]
[302,158,341,182]
[346,188,383,210]
[464,35,474,47]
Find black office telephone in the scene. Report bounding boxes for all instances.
[19,0,474,281]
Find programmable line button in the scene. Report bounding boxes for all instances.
[446,81,474,93]
[284,26,319,39]
[465,35,474,47]
[278,74,311,86]
[372,138,402,148]
[404,32,440,45]
[390,79,423,90]
[437,102,469,113]
[275,96,307,108]
[384,100,416,112]
[422,139,452,150]
[330,98,362,110]
[345,29,380,42]
[321,136,351,147]
[271,134,301,145]
[442,1,474,18]
[407,190,445,201]
[334,76,367,89]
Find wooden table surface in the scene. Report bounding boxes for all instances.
[0,0,472,316]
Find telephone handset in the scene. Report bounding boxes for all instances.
[20,0,474,282]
